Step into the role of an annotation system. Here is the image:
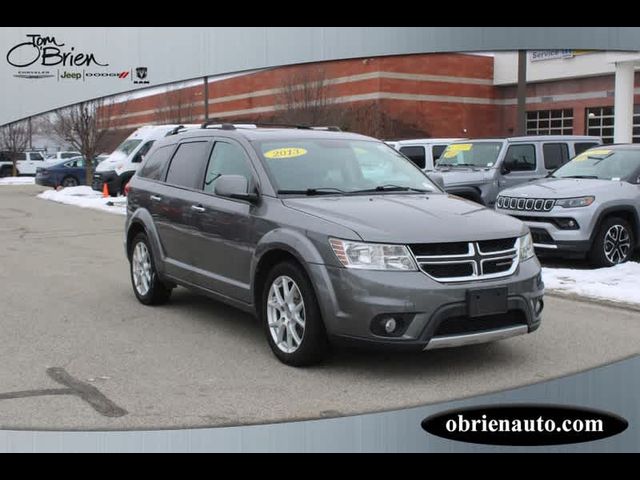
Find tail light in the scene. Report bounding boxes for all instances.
[123,181,131,197]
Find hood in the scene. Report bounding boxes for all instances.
[500,178,627,199]
[437,168,495,187]
[283,194,526,244]
[95,150,128,173]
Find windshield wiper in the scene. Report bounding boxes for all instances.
[350,184,431,194]
[436,163,478,168]
[277,187,347,196]
[559,175,599,179]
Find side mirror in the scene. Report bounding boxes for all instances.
[132,153,144,163]
[500,161,513,175]
[427,172,446,191]
[214,174,258,202]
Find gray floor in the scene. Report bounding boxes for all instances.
[1,184,640,431]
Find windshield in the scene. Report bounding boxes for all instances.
[552,148,640,181]
[254,139,440,194]
[436,142,503,168]
[114,139,143,156]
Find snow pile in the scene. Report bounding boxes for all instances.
[543,262,640,306]
[37,186,127,216]
[0,176,36,185]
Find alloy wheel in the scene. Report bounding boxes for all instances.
[603,224,631,265]
[266,275,306,354]
[132,242,152,296]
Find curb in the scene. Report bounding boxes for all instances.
[546,290,640,313]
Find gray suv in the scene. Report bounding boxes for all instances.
[496,144,640,267]
[436,136,601,206]
[125,124,544,366]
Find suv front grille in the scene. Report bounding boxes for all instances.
[497,196,555,212]
[409,238,520,282]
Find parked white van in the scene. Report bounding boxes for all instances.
[392,138,464,171]
[93,124,199,195]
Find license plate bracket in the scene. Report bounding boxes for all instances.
[467,287,508,318]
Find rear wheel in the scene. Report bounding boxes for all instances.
[261,261,328,366]
[61,176,79,188]
[589,217,634,268]
[129,233,172,305]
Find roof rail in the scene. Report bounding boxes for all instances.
[200,121,342,132]
[166,125,187,136]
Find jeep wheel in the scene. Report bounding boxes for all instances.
[261,261,328,366]
[589,217,634,268]
[129,233,172,305]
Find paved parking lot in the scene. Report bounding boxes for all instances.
[2,184,640,430]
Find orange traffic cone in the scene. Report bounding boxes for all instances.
[102,182,109,198]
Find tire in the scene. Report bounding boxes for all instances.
[0,165,12,178]
[260,261,328,366]
[129,232,172,305]
[589,217,635,268]
[61,176,79,187]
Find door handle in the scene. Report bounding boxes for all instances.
[191,205,205,213]
[150,195,162,201]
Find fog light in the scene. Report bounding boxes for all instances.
[384,318,397,334]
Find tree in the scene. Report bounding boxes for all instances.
[156,83,199,124]
[0,120,29,177]
[275,67,342,126]
[47,99,120,185]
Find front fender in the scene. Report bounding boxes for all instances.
[251,228,328,288]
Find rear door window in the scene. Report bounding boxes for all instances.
[165,141,210,189]
[543,143,569,170]
[399,146,426,169]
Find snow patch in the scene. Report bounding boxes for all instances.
[37,186,126,216]
[0,177,36,185]
[543,262,640,306]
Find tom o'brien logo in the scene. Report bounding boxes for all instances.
[6,33,149,84]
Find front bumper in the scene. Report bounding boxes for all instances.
[308,257,544,351]
[496,208,594,255]
[92,170,121,195]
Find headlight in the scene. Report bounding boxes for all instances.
[329,238,417,271]
[555,196,595,208]
[519,232,535,261]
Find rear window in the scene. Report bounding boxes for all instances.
[399,146,426,169]
[164,142,209,188]
[138,146,174,181]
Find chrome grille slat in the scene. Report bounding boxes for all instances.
[497,196,556,212]
[409,238,520,283]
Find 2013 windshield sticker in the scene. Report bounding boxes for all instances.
[442,143,473,158]
[574,149,612,161]
[264,148,308,159]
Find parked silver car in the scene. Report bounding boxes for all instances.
[496,144,640,267]
[436,136,601,206]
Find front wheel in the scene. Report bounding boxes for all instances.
[129,233,172,305]
[261,261,328,366]
[589,217,635,268]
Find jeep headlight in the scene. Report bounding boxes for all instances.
[519,232,535,261]
[555,196,595,208]
[329,238,418,271]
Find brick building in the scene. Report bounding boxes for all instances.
[103,51,640,148]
